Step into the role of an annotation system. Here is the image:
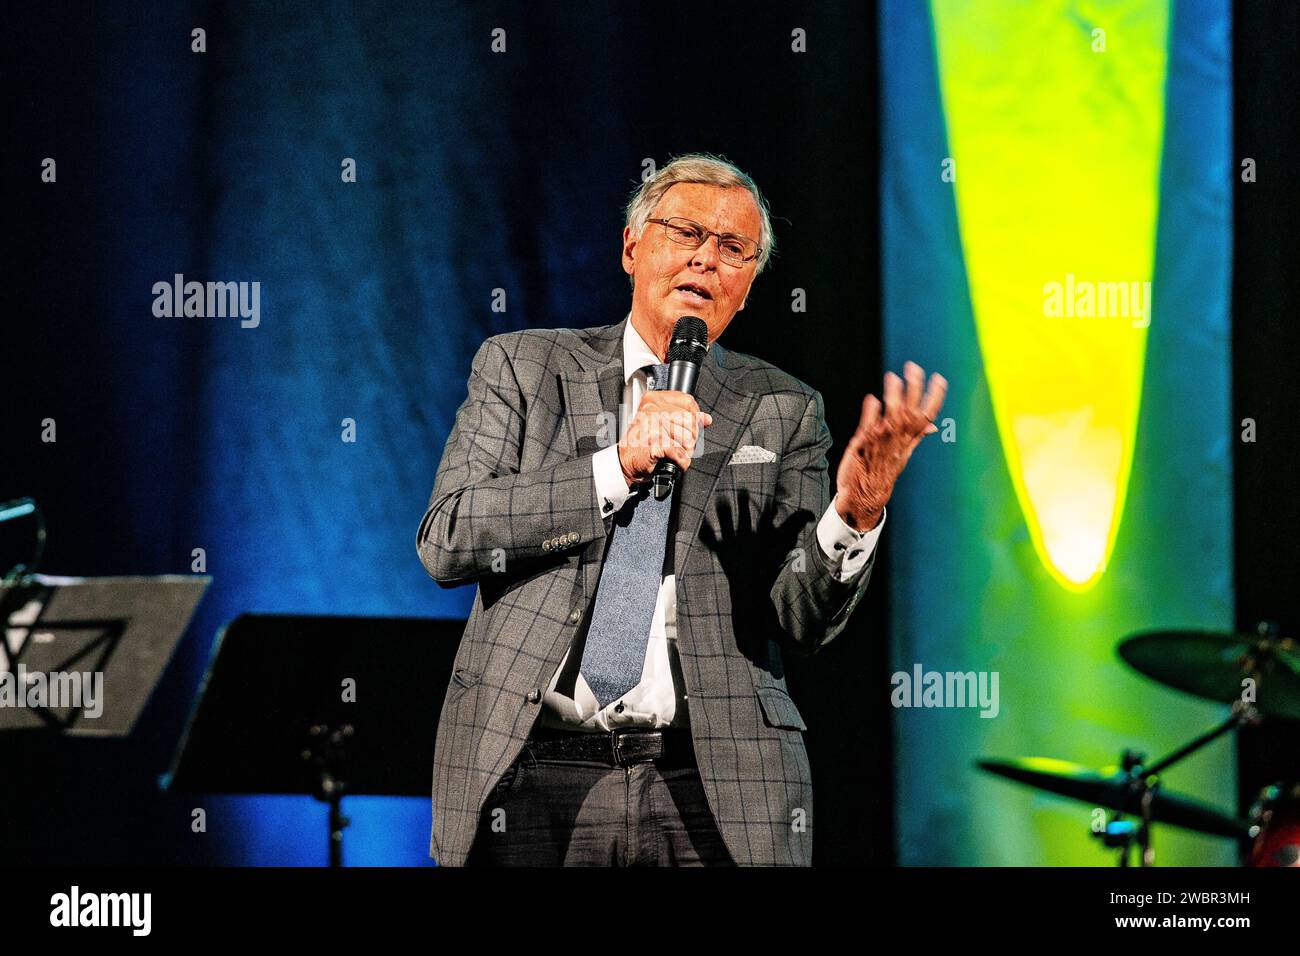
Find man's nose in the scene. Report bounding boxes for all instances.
[689,235,721,268]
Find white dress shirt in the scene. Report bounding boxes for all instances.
[537,317,884,731]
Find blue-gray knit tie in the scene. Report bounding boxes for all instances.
[580,362,673,709]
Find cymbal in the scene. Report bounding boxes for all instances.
[977,756,1251,839]
[1118,629,1300,721]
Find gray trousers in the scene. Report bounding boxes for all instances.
[464,738,736,867]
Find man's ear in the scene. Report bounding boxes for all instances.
[621,226,636,276]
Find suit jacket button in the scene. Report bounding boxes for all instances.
[568,608,582,624]
[542,540,552,551]
[526,689,541,703]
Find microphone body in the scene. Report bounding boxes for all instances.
[651,317,709,501]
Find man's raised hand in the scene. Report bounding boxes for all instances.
[834,361,947,531]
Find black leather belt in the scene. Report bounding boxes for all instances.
[526,727,695,768]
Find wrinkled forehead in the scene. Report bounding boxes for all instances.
[652,183,762,238]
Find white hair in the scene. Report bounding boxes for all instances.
[624,152,776,288]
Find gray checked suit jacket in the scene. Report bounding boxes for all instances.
[416,316,876,866]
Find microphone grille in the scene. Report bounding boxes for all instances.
[668,316,709,363]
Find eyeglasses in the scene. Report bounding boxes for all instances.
[646,217,761,267]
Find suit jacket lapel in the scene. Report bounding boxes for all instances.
[562,318,626,599]
[671,343,758,583]
[563,318,626,455]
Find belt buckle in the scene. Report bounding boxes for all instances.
[611,729,663,767]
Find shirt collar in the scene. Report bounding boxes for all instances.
[621,313,662,386]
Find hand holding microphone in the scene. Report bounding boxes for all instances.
[617,317,712,499]
[617,391,712,488]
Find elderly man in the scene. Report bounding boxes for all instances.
[418,153,945,866]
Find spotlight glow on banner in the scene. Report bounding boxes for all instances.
[930,2,1170,590]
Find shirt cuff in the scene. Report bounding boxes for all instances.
[593,444,634,519]
[817,496,885,582]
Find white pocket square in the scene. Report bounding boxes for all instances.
[729,444,778,465]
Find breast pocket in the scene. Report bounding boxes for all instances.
[717,460,779,529]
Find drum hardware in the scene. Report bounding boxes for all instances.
[978,622,1293,866]
[1247,782,1300,867]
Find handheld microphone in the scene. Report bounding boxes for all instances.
[651,316,710,501]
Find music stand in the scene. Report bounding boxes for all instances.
[0,574,209,736]
[161,613,463,866]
